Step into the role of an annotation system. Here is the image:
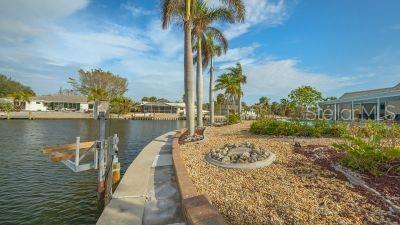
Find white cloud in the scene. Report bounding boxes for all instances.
[0,0,88,43]
[242,58,359,102]
[224,0,290,39]
[122,2,156,17]
[217,44,258,63]
[0,0,187,100]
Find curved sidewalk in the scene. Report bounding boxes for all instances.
[97,131,184,225]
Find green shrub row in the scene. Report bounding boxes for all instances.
[250,119,346,137]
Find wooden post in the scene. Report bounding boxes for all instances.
[98,111,106,201]
[75,137,80,168]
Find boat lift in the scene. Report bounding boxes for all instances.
[40,111,120,204]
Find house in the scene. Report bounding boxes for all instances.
[25,95,94,112]
[319,83,400,121]
[140,102,185,115]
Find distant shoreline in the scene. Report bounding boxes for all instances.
[0,111,226,121]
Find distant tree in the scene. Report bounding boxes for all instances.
[215,94,225,115]
[141,96,170,103]
[111,96,133,115]
[149,96,158,102]
[0,74,35,98]
[324,96,337,101]
[0,102,13,119]
[215,72,240,118]
[280,98,294,117]
[68,69,128,100]
[157,98,170,103]
[289,86,322,119]
[87,87,108,102]
[270,101,280,116]
[58,86,79,96]
[259,97,269,106]
[10,92,33,111]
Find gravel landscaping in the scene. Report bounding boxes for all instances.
[179,121,400,225]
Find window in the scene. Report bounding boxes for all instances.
[36,102,40,104]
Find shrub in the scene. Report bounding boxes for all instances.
[0,102,13,112]
[250,119,343,137]
[228,113,240,124]
[333,122,400,176]
[333,134,400,176]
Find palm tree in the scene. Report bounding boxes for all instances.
[258,96,270,118]
[216,93,225,115]
[10,92,32,111]
[233,63,247,118]
[218,63,247,117]
[199,29,228,125]
[87,87,108,117]
[162,0,245,135]
[215,72,241,119]
[192,1,233,127]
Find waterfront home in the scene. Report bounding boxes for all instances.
[141,102,185,115]
[319,83,400,121]
[24,95,94,112]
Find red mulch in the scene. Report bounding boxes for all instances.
[295,145,400,222]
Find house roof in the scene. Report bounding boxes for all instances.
[339,84,400,99]
[321,83,400,104]
[31,95,90,103]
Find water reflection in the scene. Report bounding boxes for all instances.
[0,119,185,225]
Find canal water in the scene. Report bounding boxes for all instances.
[0,119,185,225]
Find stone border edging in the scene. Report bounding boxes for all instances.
[172,129,228,225]
[333,164,400,214]
[205,152,276,169]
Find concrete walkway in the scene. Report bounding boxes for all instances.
[97,131,185,225]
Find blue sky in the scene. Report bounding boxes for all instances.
[1,0,400,103]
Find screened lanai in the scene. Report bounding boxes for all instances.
[318,83,400,121]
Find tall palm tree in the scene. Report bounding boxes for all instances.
[203,31,227,124]
[162,0,245,135]
[215,72,241,119]
[193,28,228,125]
[191,1,233,127]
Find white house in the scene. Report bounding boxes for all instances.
[25,95,93,112]
[319,83,400,121]
[140,102,186,115]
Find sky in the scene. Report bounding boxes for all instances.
[1,0,400,103]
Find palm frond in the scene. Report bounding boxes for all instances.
[162,0,185,29]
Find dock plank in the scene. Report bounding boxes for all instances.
[41,141,95,153]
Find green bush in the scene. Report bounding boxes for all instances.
[333,132,400,176]
[250,119,345,137]
[228,113,240,124]
[0,102,13,112]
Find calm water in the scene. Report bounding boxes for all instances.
[0,119,185,225]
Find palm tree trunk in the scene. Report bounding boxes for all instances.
[238,94,242,120]
[226,96,230,122]
[209,56,215,125]
[184,16,195,135]
[196,37,203,127]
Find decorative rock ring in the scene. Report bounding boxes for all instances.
[205,142,276,169]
